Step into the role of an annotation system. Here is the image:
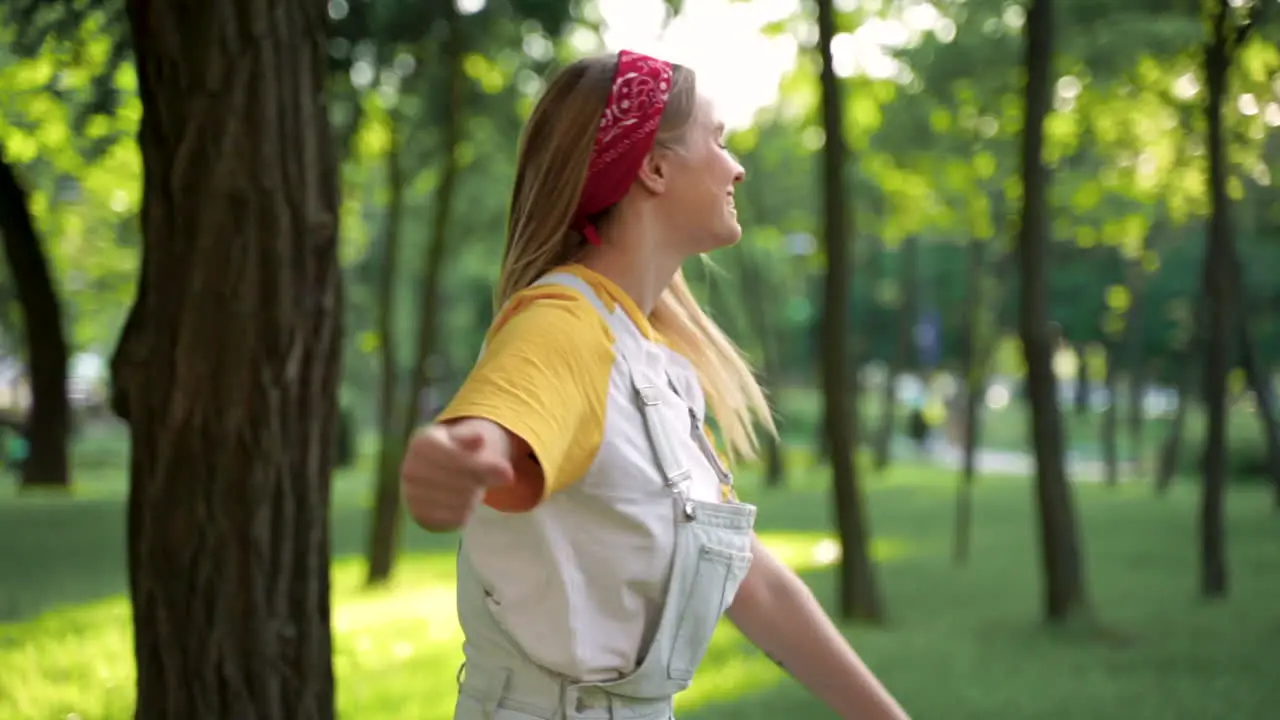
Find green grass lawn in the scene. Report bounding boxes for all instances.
[2,458,1279,719]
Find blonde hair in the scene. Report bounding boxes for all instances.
[496,54,775,461]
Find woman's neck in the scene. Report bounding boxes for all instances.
[578,215,684,315]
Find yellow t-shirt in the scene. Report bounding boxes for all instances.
[439,264,667,511]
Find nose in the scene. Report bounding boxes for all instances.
[732,157,745,184]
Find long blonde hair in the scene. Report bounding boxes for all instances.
[497,54,775,460]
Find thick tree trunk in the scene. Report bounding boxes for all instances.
[0,158,70,490]
[816,0,882,622]
[874,236,917,471]
[1198,0,1237,599]
[1017,0,1089,622]
[115,1,340,716]
[366,117,407,586]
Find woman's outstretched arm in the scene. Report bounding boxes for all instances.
[727,535,910,720]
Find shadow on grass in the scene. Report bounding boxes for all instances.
[0,530,858,720]
[4,465,1280,719]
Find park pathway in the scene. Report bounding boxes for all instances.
[921,441,1135,482]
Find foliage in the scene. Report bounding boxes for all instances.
[0,0,1275,406]
[0,23,139,352]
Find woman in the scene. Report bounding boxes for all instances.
[400,49,909,720]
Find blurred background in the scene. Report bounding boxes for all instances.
[1,0,1278,718]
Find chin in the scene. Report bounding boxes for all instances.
[700,222,743,254]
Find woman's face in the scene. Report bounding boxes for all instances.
[659,94,746,254]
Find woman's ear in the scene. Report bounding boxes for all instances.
[635,149,669,195]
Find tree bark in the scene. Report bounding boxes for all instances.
[816,0,883,622]
[115,0,341,716]
[0,157,70,490]
[1017,0,1090,622]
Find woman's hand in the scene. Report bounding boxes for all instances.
[400,418,515,532]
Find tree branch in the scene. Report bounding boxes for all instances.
[1233,0,1268,48]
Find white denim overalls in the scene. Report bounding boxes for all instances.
[452,272,757,720]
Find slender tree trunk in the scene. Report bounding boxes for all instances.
[874,236,918,471]
[734,249,786,487]
[728,172,786,488]
[1156,356,1195,494]
[366,117,406,585]
[0,158,70,490]
[1198,0,1239,599]
[368,23,468,584]
[816,0,882,622]
[953,236,987,565]
[1237,319,1280,504]
[1124,260,1147,478]
[1102,343,1119,486]
[115,1,340,716]
[1224,226,1280,507]
[399,27,466,453]
[1017,0,1089,622]
[1127,366,1146,476]
[1073,341,1089,416]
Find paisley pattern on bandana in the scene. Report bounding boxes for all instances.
[590,52,673,173]
[572,50,674,245]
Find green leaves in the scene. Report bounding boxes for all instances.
[461,53,509,94]
[0,25,146,351]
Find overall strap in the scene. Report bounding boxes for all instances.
[532,271,698,519]
[529,271,613,320]
[626,350,698,520]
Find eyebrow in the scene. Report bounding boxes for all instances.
[713,121,726,135]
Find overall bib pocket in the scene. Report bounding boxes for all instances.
[455,692,551,720]
[666,544,753,681]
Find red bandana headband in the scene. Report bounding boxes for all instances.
[572,50,674,245]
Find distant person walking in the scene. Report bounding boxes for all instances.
[946,390,969,451]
